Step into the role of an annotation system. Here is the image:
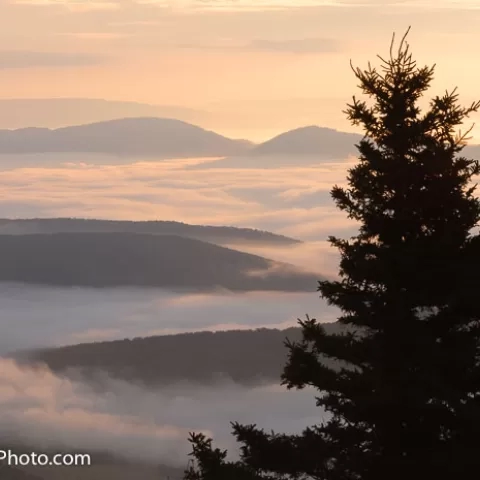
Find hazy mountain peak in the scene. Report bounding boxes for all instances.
[250,124,362,157]
[0,117,251,157]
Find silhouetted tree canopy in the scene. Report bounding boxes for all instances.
[184,28,480,480]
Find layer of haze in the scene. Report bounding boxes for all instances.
[0,286,339,355]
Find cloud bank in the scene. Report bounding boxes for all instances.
[0,358,323,466]
[0,50,106,69]
[0,286,339,354]
[0,154,358,242]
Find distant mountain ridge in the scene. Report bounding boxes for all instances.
[0,232,320,291]
[0,117,251,158]
[0,117,478,159]
[250,125,480,158]
[251,125,362,157]
[0,218,300,246]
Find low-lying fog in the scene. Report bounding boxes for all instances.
[0,285,339,355]
[0,357,326,467]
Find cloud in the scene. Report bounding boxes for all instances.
[8,0,480,16]
[129,0,480,11]
[133,0,340,12]
[13,0,121,11]
[0,358,202,465]
[227,241,342,278]
[54,32,128,39]
[0,358,323,465]
[0,155,362,277]
[0,155,354,231]
[249,37,342,53]
[179,37,342,53]
[0,50,106,69]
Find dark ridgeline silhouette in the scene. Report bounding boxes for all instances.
[0,233,320,290]
[20,324,345,387]
[0,218,300,246]
[184,29,480,480]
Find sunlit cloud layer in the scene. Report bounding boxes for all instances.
[0,155,358,241]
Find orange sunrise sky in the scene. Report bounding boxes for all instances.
[1,0,480,142]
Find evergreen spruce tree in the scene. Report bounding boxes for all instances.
[184,28,480,480]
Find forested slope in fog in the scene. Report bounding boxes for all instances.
[25,324,345,386]
[0,218,299,246]
[0,233,319,291]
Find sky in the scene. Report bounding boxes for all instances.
[1,0,480,141]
